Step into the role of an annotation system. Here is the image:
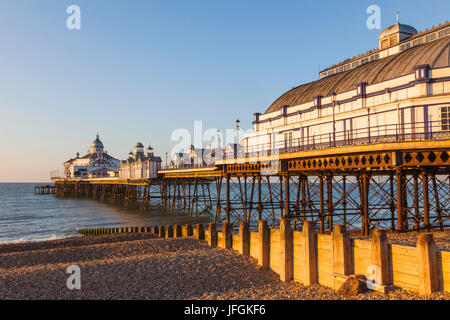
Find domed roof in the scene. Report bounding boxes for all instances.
[265,37,449,114]
[135,142,144,148]
[378,23,418,40]
[91,134,104,148]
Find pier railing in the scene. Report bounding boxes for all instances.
[166,120,450,169]
[245,120,450,157]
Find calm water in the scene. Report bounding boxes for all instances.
[0,183,211,244]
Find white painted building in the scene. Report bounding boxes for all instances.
[119,143,162,179]
[169,145,212,168]
[224,143,244,160]
[63,135,120,178]
[240,21,450,157]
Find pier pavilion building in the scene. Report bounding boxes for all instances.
[63,135,120,179]
[242,21,450,156]
[169,145,212,168]
[119,143,162,179]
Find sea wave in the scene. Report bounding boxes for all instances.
[0,233,79,245]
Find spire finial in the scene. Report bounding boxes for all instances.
[396,10,399,24]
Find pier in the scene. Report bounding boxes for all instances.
[34,185,56,195]
[52,139,450,235]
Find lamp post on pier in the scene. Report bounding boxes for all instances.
[236,119,241,158]
[235,119,241,144]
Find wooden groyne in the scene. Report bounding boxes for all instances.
[79,221,450,296]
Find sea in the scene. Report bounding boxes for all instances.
[0,183,212,244]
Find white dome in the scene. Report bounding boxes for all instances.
[91,134,104,148]
[90,134,104,153]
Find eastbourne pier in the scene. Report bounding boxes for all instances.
[49,21,450,236]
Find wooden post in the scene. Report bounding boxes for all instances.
[332,224,351,290]
[417,233,439,295]
[239,222,250,255]
[181,224,193,238]
[222,222,232,249]
[174,225,182,238]
[165,225,173,238]
[279,218,293,281]
[158,225,165,238]
[208,223,218,247]
[258,220,270,269]
[302,221,317,285]
[196,224,205,240]
[371,230,390,292]
[186,224,193,237]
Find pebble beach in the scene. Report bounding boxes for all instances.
[0,233,449,300]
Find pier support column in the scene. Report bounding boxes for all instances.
[396,168,404,232]
[222,222,232,249]
[327,174,334,231]
[284,174,290,219]
[225,174,231,223]
[319,175,325,234]
[258,220,269,269]
[362,172,370,236]
[239,222,250,255]
[422,171,430,231]
[279,218,293,282]
[208,223,217,247]
[257,175,262,221]
[417,233,439,296]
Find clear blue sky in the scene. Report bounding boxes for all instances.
[0,0,448,182]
